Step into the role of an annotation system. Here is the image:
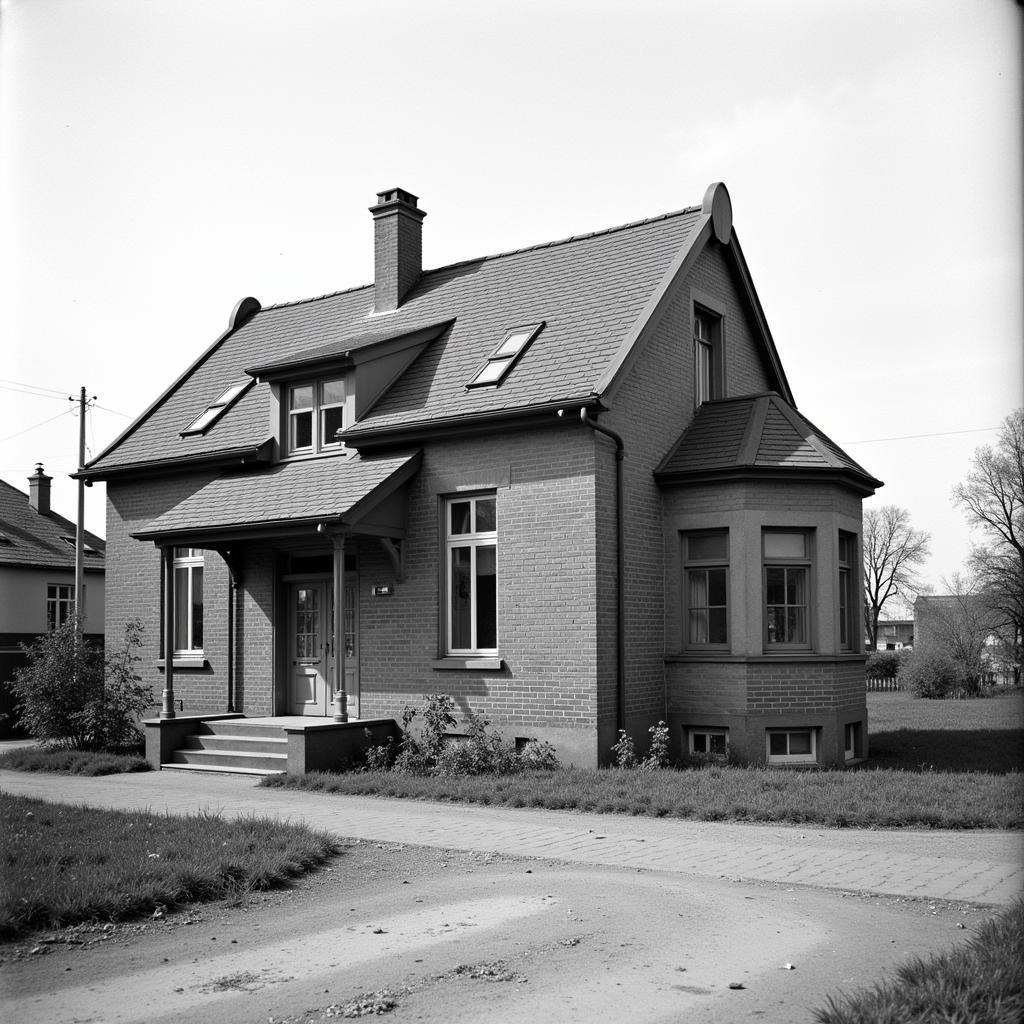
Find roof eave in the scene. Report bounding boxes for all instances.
[654,464,883,497]
[76,438,275,483]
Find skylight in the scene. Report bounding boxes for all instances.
[181,380,252,436]
[61,536,100,554]
[467,323,543,388]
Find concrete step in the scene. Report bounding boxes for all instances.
[182,733,288,755]
[199,721,287,740]
[160,762,285,777]
[167,747,289,772]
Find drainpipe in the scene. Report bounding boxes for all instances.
[560,407,626,736]
[222,552,240,714]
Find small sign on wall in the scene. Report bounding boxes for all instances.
[372,584,394,597]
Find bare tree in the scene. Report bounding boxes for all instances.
[863,505,931,651]
[953,408,1024,683]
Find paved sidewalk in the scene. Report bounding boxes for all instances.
[3,768,1022,907]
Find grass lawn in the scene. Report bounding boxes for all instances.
[0,747,149,776]
[814,898,1024,1023]
[0,794,340,941]
[262,690,1024,830]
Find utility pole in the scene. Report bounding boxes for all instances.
[72,387,94,632]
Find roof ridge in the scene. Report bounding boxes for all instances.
[260,204,703,313]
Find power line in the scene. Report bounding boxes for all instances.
[0,377,71,397]
[842,426,999,445]
[0,383,71,403]
[0,408,72,443]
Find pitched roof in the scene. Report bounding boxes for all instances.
[83,203,734,474]
[655,393,882,493]
[134,451,421,541]
[0,478,106,571]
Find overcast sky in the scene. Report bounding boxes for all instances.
[1,0,1021,599]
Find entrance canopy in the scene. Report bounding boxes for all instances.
[132,450,421,546]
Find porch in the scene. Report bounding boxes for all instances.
[145,714,400,776]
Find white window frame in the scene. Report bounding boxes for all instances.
[688,727,729,760]
[444,494,498,655]
[763,529,813,650]
[285,377,346,456]
[766,728,818,765]
[47,583,75,631]
[467,323,543,388]
[172,547,204,656]
[683,530,729,649]
[181,380,252,436]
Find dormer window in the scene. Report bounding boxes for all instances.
[468,323,543,388]
[181,381,251,436]
[287,377,346,455]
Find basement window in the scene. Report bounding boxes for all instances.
[181,380,252,436]
[467,323,543,387]
[766,728,817,765]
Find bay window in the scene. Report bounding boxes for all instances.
[763,530,811,648]
[683,530,729,648]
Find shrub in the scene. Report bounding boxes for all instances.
[898,646,966,699]
[11,617,151,751]
[611,721,671,771]
[610,729,638,769]
[865,649,906,681]
[362,694,560,776]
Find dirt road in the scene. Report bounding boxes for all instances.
[1,840,986,1024]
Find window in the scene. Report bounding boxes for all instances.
[763,530,812,648]
[844,722,861,760]
[689,727,728,760]
[60,536,100,555]
[468,323,542,388]
[286,377,346,454]
[766,728,817,765]
[683,530,728,647]
[173,547,204,654]
[445,495,497,654]
[181,380,251,436]
[693,308,722,406]
[838,531,855,650]
[47,584,75,631]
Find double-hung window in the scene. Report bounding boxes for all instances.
[173,547,204,655]
[693,308,722,406]
[763,530,812,648]
[47,584,75,631]
[683,530,728,648]
[445,495,497,654]
[838,531,856,650]
[287,378,346,455]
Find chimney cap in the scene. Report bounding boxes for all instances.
[370,187,425,219]
[31,462,49,478]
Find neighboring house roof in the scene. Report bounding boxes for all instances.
[654,392,882,493]
[81,186,793,478]
[0,479,106,571]
[133,451,422,543]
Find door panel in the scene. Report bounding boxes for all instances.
[289,584,328,715]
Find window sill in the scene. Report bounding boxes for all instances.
[432,656,503,671]
[155,657,208,670]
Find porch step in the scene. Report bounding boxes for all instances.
[161,762,285,777]
[167,721,290,774]
[181,733,288,755]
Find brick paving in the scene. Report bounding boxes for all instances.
[2,768,1022,906]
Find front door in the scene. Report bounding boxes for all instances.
[288,582,330,715]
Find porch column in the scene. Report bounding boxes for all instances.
[332,535,348,722]
[161,546,176,718]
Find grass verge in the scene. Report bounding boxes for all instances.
[0,747,150,776]
[260,763,1023,829]
[814,899,1024,1023]
[0,794,340,941]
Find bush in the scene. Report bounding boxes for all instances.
[11,617,151,751]
[611,721,671,771]
[865,649,907,681]
[898,646,966,699]
[362,693,560,776]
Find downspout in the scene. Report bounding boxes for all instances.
[561,407,626,736]
[223,553,240,714]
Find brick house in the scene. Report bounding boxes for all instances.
[81,184,881,772]
[0,466,105,735]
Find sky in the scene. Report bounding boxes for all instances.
[1,0,1021,601]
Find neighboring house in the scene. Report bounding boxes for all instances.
[0,466,106,735]
[868,619,914,650]
[914,594,1007,684]
[81,184,881,771]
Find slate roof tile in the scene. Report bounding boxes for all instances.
[0,478,106,570]
[87,207,702,472]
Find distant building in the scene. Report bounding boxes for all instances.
[869,619,914,651]
[0,466,106,734]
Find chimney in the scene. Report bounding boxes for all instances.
[28,463,51,515]
[369,187,425,313]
